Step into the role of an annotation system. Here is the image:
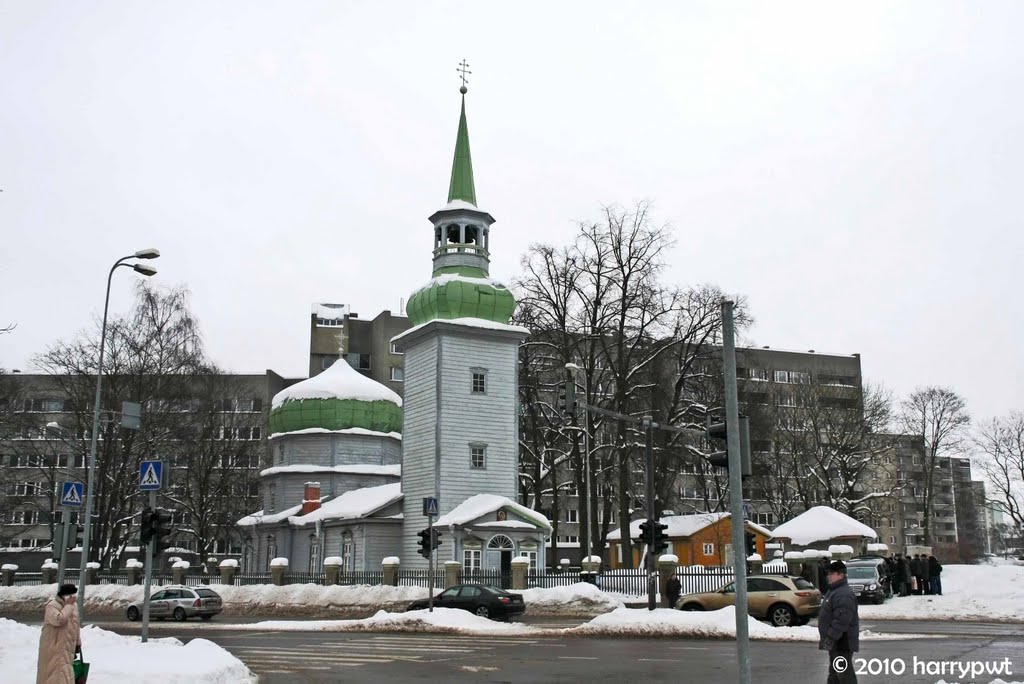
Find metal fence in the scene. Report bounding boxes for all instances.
[3,564,791,594]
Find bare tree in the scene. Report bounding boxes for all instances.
[898,387,971,545]
[973,412,1024,531]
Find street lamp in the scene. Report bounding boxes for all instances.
[79,249,159,621]
[565,363,592,562]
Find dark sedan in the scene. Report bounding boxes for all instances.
[407,583,526,620]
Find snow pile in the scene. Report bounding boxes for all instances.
[2,564,18,571]
[861,564,1024,622]
[242,607,538,635]
[269,558,289,568]
[568,606,820,640]
[518,582,624,616]
[0,618,254,683]
[771,506,877,545]
[218,559,238,568]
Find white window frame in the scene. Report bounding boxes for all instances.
[566,509,579,523]
[390,367,405,382]
[470,369,487,394]
[390,343,403,355]
[463,549,481,572]
[470,444,486,469]
[702,543,715,556]
[774,370,789,383]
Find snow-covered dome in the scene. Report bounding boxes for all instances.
[269,360,402,434]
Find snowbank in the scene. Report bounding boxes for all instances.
[0,618,254,683]
[569,605,820,640]
[861,564,1024,623]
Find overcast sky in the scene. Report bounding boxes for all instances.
[1,2,1021,422]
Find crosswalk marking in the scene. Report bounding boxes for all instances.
[230,633,542,675]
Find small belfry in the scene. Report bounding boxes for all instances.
[392,67,550,571]
[405,64,516,326]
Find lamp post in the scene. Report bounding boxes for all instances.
[565,363,592,562]
[78,249,159,621]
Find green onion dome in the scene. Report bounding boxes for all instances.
[269,359,402,434]
[406,266,516,326]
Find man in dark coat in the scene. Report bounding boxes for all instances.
[818,558,829,593]
[910,554,922,594]
[928,556,943,595]
[919,553,931,594]
[665,573,682,608]
[900,555,912,596]
[819,560,859,683]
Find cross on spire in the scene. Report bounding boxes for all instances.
[457,59,471,93]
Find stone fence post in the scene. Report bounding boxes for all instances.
[324,557,342,585]
[748,553,764,575]
[828,545,853,563]
[270,557,288,586]
[85,562,100,585]
[511,556,530,591]
[41,562,57,585]
[657,555,678,606]
[445,561,462,589]
[219,559,238,585]
[1,564,17,587]
[125,560,143,586]
[784,551,805,577]
[382,557,400,587]
[171,561,189,585]
[580,555,601,585]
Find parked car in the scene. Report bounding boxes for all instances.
[847,556,893,597]
[126,585,223,622]
[676,575,821,627]
[845,564,887,604]
[406,583,526,620]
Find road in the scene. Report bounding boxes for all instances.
[89,617,1024,684]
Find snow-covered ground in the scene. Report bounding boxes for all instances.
[860,564,1024,622]
[0,618,254,683]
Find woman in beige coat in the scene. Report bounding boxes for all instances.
[36,583,82,684]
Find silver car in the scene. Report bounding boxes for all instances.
[126,585,223,622]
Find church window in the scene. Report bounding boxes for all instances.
[465,225,479,245]
[470,445,486,469]
[268,484,276,513]
[308,535,320,573]
[446,224,460,243]
[487,534,514,550]
[471,369,487,394]
[463,549,481,572]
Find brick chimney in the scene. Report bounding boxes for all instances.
[301,482,321,515]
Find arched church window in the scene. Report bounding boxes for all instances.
[446,224,461,243]
[487,534,515,550]
[465,225,479,245]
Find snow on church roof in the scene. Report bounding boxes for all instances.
[770,506,878,545]
[271,356,402,409]
[237,502,304,527]
[289,483,403,526]
[434,494,552,531]
[259,464,400,478]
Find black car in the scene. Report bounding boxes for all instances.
[407,583,526,620]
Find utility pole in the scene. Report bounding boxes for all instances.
[643,417,657,611]
[722,300,751,684]
[141,491,156,642]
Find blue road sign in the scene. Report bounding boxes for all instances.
[423,497,439,517]
[140,461,163,491]
[60,482,84,507]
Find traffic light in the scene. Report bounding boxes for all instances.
[651,521,669,555]
[704,415,752,478]
[557,380,576,416]
[417,529,431,558]
[430,528,442,551]
[150,509,173,554]
[635,519,651,548]
[744,531,756,558]
[140,507,154,544]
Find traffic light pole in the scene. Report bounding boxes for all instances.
[141,491,156,643]
[428,515,435,613]
[722,300,751,684]
[643,418,657,611]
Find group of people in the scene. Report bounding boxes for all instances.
[885,553,943,596]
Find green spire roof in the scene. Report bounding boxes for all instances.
[447,95,477,206]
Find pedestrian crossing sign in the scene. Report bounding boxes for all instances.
[140,461,163,491]
[60,482,84,507]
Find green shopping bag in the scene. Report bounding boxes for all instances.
[73,654,90,684]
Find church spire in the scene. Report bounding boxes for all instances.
[447,60,477,206]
